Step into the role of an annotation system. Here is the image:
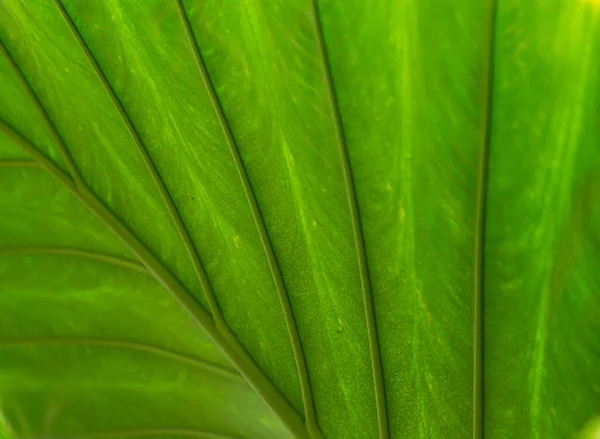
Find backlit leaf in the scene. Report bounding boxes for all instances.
[0,1,598,438]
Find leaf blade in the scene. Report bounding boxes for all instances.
[486,1,600,437]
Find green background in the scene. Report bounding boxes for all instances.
[0,0,599,438]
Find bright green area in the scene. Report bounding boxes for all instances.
[319,1,486,437]
[486,1,600,438]
[0,1,599,438]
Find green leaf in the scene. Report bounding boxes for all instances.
[0,1,598,438]
[486,1,600,437]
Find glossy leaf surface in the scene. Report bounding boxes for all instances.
[0,1,598,438]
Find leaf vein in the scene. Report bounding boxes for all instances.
[309,2,389,438]
[0,159,38,168]
[0,337,240,380]
[0,117,307,439]
[473,1,497,437]
[52,0,225,331]
[174,2,318,437]
[0,40,84,188]
[0,246,148,274]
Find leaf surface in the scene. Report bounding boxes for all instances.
[0,1,599,438]
[486,1,600,437]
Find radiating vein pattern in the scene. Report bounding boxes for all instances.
[0,2,305,434]
[0,120,297,438]
[174,2,318,435]
[2,1,600,439]
[52,0,225,330]
[317,0,487,437]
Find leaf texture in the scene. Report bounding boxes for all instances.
[0,1,599,438]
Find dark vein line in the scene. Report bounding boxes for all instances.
[65,428,245,439]
[0,119,76,189]
[0,337,239,380]
[0,40,84,188]
[309,2,389,438]
[174,2,318,437]
[51,0,227,334]
[0,159,38,168]
[52,4,310,432]
[473,1,497,438]
[0,246,148,274]
[0,119,308,439]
